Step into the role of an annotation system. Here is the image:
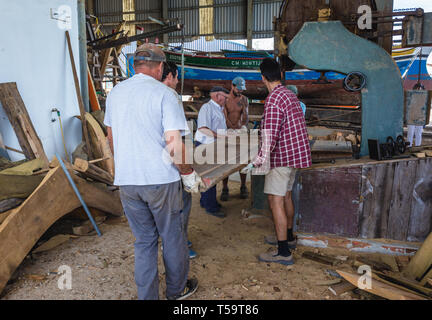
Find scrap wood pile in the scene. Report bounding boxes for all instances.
[0,82,123,294]
[409,145,432,158]
[307,126,360,162]
[301,235,432,300]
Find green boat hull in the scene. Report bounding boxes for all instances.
[164,51,263,70]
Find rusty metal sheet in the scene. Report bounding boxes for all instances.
[402,12,432,47]
[298,166,362,237]
[404,90,430,126]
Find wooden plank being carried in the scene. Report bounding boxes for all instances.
[0,82,49,166]
[0,166,123,293]
[193,135,258,191]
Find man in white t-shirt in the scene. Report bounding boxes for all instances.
[161,61,197,260]
[194,86,229,218]
[104,44,200,300]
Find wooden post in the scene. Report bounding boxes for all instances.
[65,31,92,159]
[246,0,253,50]
[162,0,169,44]
[0,83,49,166]
[404,231,432,282]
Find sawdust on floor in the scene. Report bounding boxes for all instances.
[1,182,384,300]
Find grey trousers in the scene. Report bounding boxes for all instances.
[119,181,189,300]
[182,188,192,239]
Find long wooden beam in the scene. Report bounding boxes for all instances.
[0,83,49,166]
[65,31,92,160]
[404,231,432,283]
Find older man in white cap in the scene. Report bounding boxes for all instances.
[195,86,230,218]
[221,76,250,201]
[104,43,200,300]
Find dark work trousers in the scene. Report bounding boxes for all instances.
[195,141,219,213]
[119,181,188,300]
[182,187,192,239]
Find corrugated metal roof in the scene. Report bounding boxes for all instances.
[134,0,161,22]
[168,0,200,42]
[253,1,281,38]
[94,0,282,42]
[134,1,163,37]
[169,36,247,52]
[214,0,245,39]
[95,0,122,23]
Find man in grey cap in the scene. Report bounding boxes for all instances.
[221,76,250,201]
[195,86,230,218]
[104,43,199,300]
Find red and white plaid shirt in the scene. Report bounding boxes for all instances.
[253,84,311,169]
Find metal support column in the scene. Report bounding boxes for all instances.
[162,0,169,45]
[78,0,89,111]
[246,0,253,49]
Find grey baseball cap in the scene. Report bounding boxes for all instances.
[210,86,230,94]
[232,76,246,91]
[134,45,166,62]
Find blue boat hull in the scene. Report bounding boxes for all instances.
[126,49,431,91]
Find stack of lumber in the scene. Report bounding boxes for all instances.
[0,82,123,295]
[307,126,359,161]
[0,83,51,214]
[305,244,432,300]
[0,159,46,214]
[331,234,432,300]
[410,145,432,158]
[0,166,124,293]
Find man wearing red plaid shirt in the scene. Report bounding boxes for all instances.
[242,58,311,266]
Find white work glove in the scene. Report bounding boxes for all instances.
[240,163,254,174]
[240,125,248,133]
[181,170,203,193]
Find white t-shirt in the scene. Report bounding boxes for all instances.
[194,99,227,145]
[104,73,189,186]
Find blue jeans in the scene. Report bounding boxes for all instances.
[200,185,219,213]
[119,181,188,300]
[195,141,219,213]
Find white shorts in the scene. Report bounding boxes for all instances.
[264,167,298,196]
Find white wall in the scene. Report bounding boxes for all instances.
[0,0,82,162]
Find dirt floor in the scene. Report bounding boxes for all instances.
[1,181,404,300]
